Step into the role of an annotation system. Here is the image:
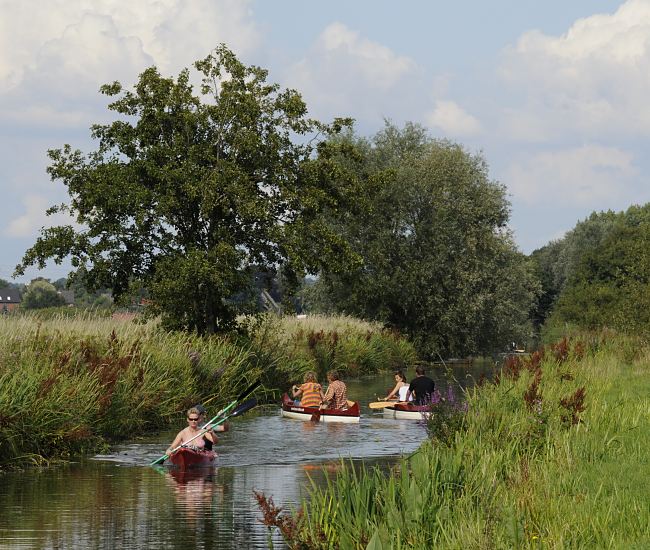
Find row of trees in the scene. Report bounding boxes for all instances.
[19,44,621,357]
[0,276,112,310]
[531,204,650,335]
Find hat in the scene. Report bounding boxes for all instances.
[194,404,207,415]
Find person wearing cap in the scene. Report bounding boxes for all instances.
[194,403,228,451]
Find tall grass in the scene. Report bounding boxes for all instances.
[0,312,416,468]
[248,313,417,389]
[265,332,650,548]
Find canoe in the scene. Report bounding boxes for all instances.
[281,394,360,423]
[168,447,217,470]
[382,402,432,420]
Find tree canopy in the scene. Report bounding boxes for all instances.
[545,204,650,333]
[305,123,539,357]
[21,279,65,310]
[15,45,358,334]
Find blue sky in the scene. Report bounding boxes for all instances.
[1,0,644,282]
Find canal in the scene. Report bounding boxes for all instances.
[0,363,493,549]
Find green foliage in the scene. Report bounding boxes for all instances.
[0,278,10,289]
[306,123,539,358]
[542,204,650,334]
[15,44,359,335]
[272,333,650,548]
[21,279,65,310]
[0,312,414,467]
[247,313,417,392]
[424,385,468,446]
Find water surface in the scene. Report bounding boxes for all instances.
[0,364,492,549]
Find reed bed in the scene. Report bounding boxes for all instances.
[262,333,650,549]
[249,313,417,387]
[0,311,415,468]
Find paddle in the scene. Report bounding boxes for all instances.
[310,407,321,423]
[150,380,260,465]
[369,401,398,409]
[152,397,258,465]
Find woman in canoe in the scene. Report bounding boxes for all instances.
[292,371,323,408]
[166,407,227,455]
[384,370,412,402]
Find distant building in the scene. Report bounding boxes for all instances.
[58,290,75,305]
[0,288,21,313]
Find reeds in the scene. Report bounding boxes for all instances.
[268,332,650,548]
[0,311,415,467]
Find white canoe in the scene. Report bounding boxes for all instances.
[382,403,431,420]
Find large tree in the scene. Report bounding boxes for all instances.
[549,204,650,333]
[306,123,539,357]
[529,210,619,328]
[16,45,358,334]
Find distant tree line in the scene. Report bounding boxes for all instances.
[530,204,650,337]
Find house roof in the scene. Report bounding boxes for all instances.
[59,290,75,305]
[0,288,22,303]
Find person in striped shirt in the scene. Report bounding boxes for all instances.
[292,371,323,408]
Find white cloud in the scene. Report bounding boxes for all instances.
[426,99,482,137]
[0,0,260,129]
[0,0,259,88]
[504,145,637,206]
[4,195,77,238]
[286,22,421,122]
[499,0,650,139]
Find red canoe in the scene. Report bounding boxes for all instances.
[281,393,361,423]
[169,447,217,470]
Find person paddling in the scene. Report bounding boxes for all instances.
[292,371,323,408]
[406,366,435,405]
[384,370,412,402]
[321,370,348,410]
[194,404,229,451]
[166,407,227,456]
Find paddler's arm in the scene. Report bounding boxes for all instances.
[167,431,183,454]
[320,386,334,408]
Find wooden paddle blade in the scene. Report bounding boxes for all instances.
[368,401,397,409]
[310,410,321,422]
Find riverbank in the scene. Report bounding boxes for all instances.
[271,332,650,548]
[0,312,416,469]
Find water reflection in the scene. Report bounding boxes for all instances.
[0,364,493,549]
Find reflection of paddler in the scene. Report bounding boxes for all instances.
[302,462,342,473]
[165,468,222,524]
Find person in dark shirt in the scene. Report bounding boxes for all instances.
[407,366,436,405]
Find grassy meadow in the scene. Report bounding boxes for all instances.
[263,333,650,549]
[0,311,415,468]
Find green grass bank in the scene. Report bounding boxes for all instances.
[266,333,650,549]
[0,312,415,469]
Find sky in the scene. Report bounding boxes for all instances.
[1,0,647,282]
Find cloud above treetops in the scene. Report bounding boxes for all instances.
[498,0,650,141]
[0,0,260,128]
